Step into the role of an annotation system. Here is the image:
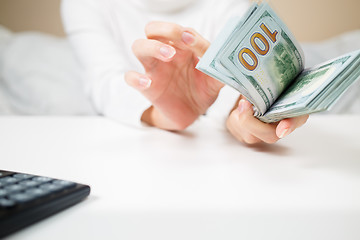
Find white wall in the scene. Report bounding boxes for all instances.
[0,0,359,41]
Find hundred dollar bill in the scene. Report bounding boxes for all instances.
[259,50,360,122]
[196,2,360,122]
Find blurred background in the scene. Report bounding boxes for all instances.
[0,0,359,41]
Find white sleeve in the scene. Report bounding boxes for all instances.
[61,0,151,127]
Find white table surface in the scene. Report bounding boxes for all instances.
[1,115,360,240]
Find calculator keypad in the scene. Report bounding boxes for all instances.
[0,171,76,208]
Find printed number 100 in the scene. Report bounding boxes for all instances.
[238,23,278,71]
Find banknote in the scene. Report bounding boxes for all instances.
[259,51,360,122]
[196,2,360,122]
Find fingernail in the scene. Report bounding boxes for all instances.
[138,77,151,89]
[160,46,176,59]
[237,99,246,114]
[279,128,290,139]
[182,31,195,45]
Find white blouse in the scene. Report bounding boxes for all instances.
[61,0,250,126]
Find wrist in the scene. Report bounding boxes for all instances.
[141,106,190,131]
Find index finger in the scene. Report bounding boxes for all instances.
[276,115,309,138]
[145,21,210,57]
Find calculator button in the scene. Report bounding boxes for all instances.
[0,198,16,208]
[4,184,25,194]
[0,177,18,186]
[53,180,76,189]
[19,180,40,188]
[13,173,34,180]
[9,193,35,203]
[0,189,9,198]
[33,176,53,183]
[39,183,64,192]
[24,188,49,197]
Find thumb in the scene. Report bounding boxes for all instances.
[237,99,254,119]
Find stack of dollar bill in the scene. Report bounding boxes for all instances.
[196,2,360,123]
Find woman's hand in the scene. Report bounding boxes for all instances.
[125,21,224,130]
[226,96,309,144]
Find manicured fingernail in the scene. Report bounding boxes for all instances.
[160,46,176,59]
[237,99,246,114]
[182,31,195,45]
[279,128,290,139]
[138,77,151,89]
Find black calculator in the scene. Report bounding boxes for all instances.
[0,169,90,238]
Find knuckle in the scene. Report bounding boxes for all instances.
[237,112,250,125]
[226,121,237,136]
[131,39,142,52]
[226,118,245,143]
[257,128,279,144]
[144,21,157,33]
[229,130,245,144]
[124,71,130,80]
[171,120,191,131]
[227,111,239,127]
[184,27,197,36]
[164,24,182,38]
[225,117,233,132]
[243,134,259,145]
[184,27,195,32]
